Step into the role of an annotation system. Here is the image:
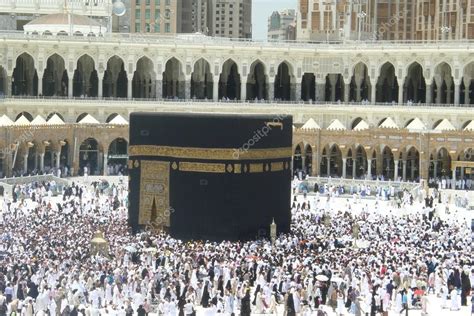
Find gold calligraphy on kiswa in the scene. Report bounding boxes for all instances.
[139,160,170,227]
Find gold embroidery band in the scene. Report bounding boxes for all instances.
[179,162,226,173]
[129,145,292,160]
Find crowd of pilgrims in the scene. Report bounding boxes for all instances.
[0,179,472,315]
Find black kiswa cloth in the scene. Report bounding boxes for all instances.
[128,112,292,241]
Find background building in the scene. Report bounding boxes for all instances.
[268,9,296,41]
[207,0,251,38]
[130,0,178,34]
[297,0,474,41]
[0,0,111,31]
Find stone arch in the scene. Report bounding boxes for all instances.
[12,52,38,96]
[304,143,313,174]
[461,120,472,130]
[219,59,241,100]
[274,61,295,101]
[191,58,213,99]
[404,146,420,181]
[103,55,128,98]
[376,62,398,103]
[46,112,65,122]
[133,56,156,98]
[107,137,128,175]
[0,66,7,96]
[78,137,102,175]
[404,62,426,103]
[325,74,344,102]
[76,112,90,122]
[433,62,454,104]
[301,73,315,101]
[461,62,474,105]
[320,143,342,177]
[15,111,33,121]
[73,54,98,97]
[246,59,267,100]
[163,57,185,99]
[293,143,303,171]
[351,117,364,130]
[42,53,68,97]
[350,62,370,102]
[380,145,394,180]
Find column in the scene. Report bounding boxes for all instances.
[240,78,247,101]
[398,80,404,104]
[371,80,377,104]
[464,78,471,104]
[425,82,432,104]
[185,76,191,100]
[55,152,61,170]
[326,157,331,176]
[367,159,372,179]
[23,154,28,174]
[411,159,415,179]
[342,158,347,178]
[311,147,319,176]
[34,154,38,170]
[460,167,465,180]
[295,79,302,101]
[68,76,73,98]
[352,159,357,178]
[316,79,325,102]
[103,154,108,176]
[268,77,275,101]
[402,160,407,181]
[454,81,460,105]
[213,76,219,101]
[155,76,163,99]
[301,156,306,172]
[433,161,438,178]
[436,81,442,104]
[127,79,133,99]
[50,151,54,169]
[98,73,104,98]
[342,82,349,102]
[394,160,399,180]
[330,76,337,101]
[7,75,12,97]
[39,153,44,172]
[37,72,43,96]
[452,168,456,188]
[355,83,361,101]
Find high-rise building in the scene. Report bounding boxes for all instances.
[0,0,111,31]
[268,9,296,41]
[297,0,473,41]
[130,0,178,34]
[207,0,252,38]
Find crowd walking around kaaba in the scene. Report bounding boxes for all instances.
[0,178,472,315]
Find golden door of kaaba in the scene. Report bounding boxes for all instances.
[138,160,170,230]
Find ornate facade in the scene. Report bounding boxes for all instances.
[0,33,472,182]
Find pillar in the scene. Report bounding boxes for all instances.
[454,81,460,105]
[356,83,361,101]
[185,76,191,100]
[433,161,438,178]
[103,154,108,176]
[34,154,38,170]
[425,83,432,104]
[213,76,219,101]
[464,78,471,104]
[55,151,61,170]
[268,77,275,101]
[311,147,319,176]
[295,79,302,101]
[402,160,407,181]
[23,154,28,174]
[39,153,44,172]
[394,160,399,180]
[326,157,331,176]
[352,159,357,178]
[301,156,306,172]
[7,75,12,97]
[411,159,415,179]
[342,158,347,178]
[460,167,464,180]
[156,77,163,99]
[316,79,325,102]
[344,81,350,102]
[98,73,104,98]
[127,78,133,99]
[329,75,337,101]
[37,72,43,96]
[240,78,247,101]
[435,81,442,104]
[367,158,372,179]
[452,168,456,187]
[68,77,73,98]
[371,80,377,104]
[398,80,404,104]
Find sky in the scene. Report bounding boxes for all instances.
[252,0,296,40]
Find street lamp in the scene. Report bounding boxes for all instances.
[357,11,366,41]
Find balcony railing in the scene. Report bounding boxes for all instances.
[0,95,472,108]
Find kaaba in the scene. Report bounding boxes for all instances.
[128,112,292,241]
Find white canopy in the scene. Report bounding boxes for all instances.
[379,117,399,129]
[31,115,47,125]
[47,114,65,125]
[434,119,455,131]
[326,119,346,131]
[108,114,129,125]
[353,119,369,131]
[405,117,426,130]
[301,118,321,130]
[463,120,474,131]
[0,115,13,126]
[78,114,100,124]
[14,115,31,126]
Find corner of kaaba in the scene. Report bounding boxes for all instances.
[128,112,293,241]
